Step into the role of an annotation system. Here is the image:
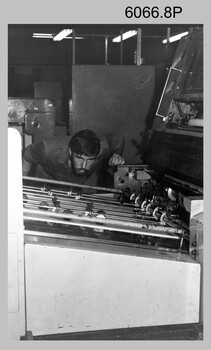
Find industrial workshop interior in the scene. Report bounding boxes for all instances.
[8,24,203,341]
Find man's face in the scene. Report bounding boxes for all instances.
[69,150,96,175]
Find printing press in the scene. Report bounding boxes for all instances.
[8,28,203,340]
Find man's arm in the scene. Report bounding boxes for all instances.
[105,133,125,155]
[104,133,125,166]
[22,141,45,176]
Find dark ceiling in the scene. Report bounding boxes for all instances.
[8,24,202,67]
[8,24,202,40]
[8,24,203,122]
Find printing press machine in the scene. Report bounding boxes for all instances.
[8,28,203,340]
[8,130,203,340]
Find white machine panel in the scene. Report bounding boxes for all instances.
[8,128,25,339]
[25,243,200,336]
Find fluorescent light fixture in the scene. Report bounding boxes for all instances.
[162,31,189,44]
[112,30,137,43]
[32,33,53,38]
[53,29,72,41]
[64,36,84,40]
[33,33,53,36]
[32,31,84,40]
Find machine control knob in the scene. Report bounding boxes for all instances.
[191,249,196,256]
[117,176,124,184]
[31,119,40,128]
[192,241,197,247]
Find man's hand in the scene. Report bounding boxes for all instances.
[108,153,125,166]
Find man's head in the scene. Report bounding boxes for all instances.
[68,130,100,175]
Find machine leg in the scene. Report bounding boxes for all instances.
[25,331,34,340]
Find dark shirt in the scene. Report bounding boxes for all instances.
[23,133,124,187]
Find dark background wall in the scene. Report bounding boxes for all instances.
[8,24,197,127]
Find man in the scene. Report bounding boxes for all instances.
[22,129,125,188]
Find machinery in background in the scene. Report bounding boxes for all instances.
[156,27,203,132]
[144,28,203,189]
[8,98,56,149]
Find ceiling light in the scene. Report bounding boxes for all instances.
[64,36,84,40]
[32,33,53,38]
[32,31,83,40]
[162,31,189,44]
[53,29,72,41]
[112,30,137,43]
[33,33,53,36]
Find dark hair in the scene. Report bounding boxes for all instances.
[68,130,100,157]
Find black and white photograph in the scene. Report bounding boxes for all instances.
[7,21,204,342]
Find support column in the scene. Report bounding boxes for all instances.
[136,28,142,65]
